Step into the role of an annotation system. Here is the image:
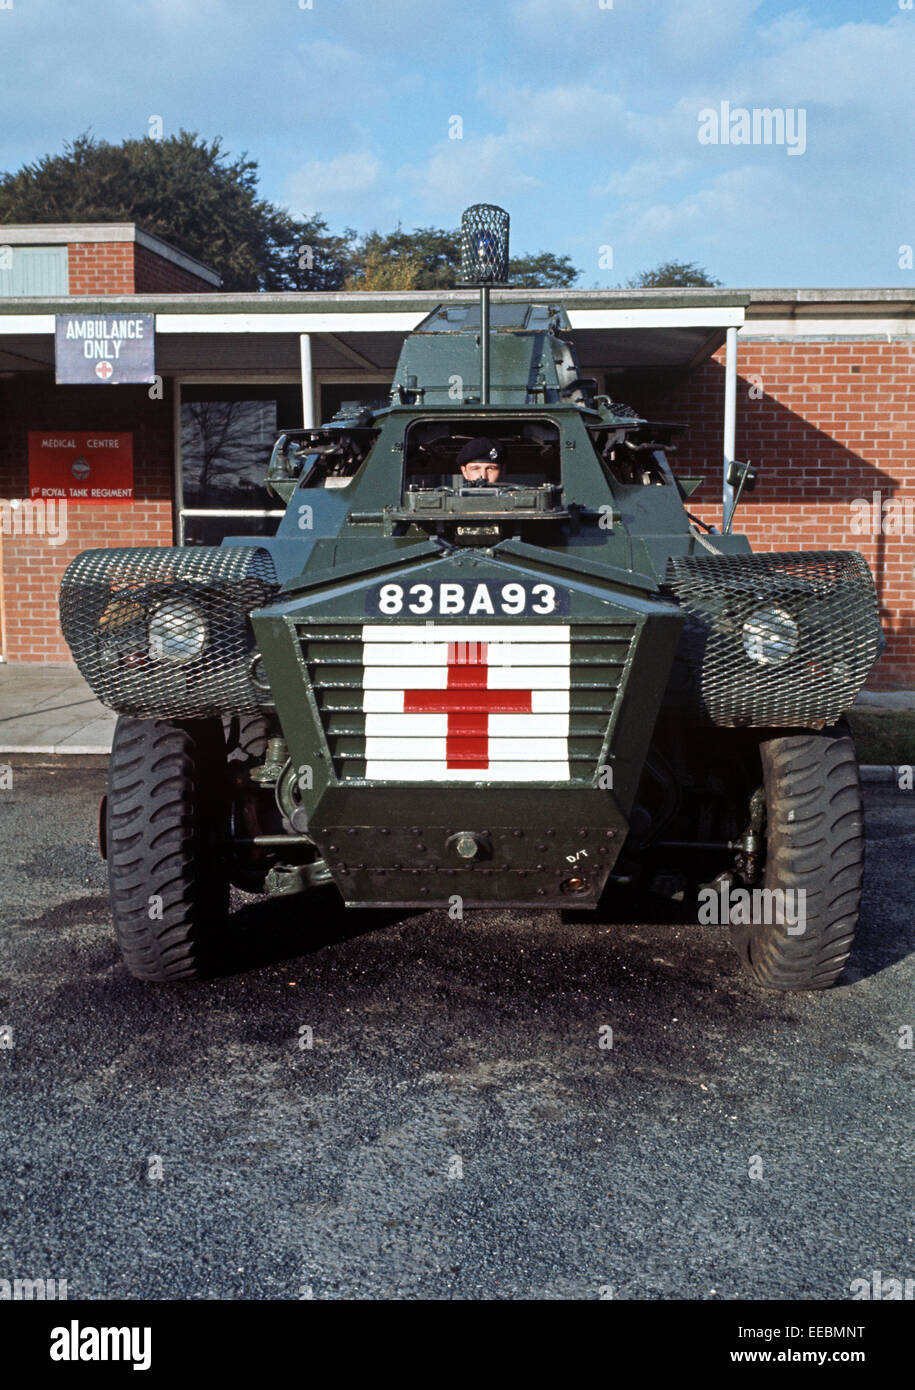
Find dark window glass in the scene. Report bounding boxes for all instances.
[180,385,302,512]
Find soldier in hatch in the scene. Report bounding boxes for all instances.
[456,437,504,485]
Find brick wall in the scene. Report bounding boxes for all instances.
[67,241,215,295]
[133,243,215,293]
[0,375,174,661]
[67,242,136,295]
[617,340,915,689]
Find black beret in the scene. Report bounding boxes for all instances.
[456,437,502,469]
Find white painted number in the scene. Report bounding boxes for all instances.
[372,581,560,616]
[378,583,403,615]
[500,583,525,614]
[407,583,433,614]
[531,583,556,614]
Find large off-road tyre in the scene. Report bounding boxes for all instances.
[732,726,864,991]
[106,715,230,982]
[223,713,270,766]
[222,713,272,893]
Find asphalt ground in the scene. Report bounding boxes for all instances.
[0,766,912,1301]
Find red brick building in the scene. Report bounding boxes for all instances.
[630,320,915,689]
[0,222,221,296]
[0,233,912,686]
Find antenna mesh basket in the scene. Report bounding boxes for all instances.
[460,204,510,284]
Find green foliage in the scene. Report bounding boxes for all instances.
[350,226,460,289]
[0,133,582,292]
[625,260,722,288]
[347,227,580,289]
[508,251,580,288]
[0,132,352,291]
[344,247,423,291]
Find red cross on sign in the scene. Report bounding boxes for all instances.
[95,360,114,380]
[403,641,532,769]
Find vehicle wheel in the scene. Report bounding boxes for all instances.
[223,712,270,766]
[106,715,229,981]
[223,713,273,892]
[732,726,864,991]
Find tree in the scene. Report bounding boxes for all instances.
[181,398,274,504]
[347,226,461,289]
[508,251,580,288]
[625,260,722,288]
[343,247,422,290]
[345,226,580,289]
[0,132,354,291]
[0,133,582,292]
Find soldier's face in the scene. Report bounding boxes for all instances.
[461,459,502,483]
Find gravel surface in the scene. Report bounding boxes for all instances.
[0,767,912,1300]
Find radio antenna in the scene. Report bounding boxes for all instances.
[459,205,510,405]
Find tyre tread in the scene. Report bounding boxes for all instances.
[742,728,863,991]
[106,716,228,982]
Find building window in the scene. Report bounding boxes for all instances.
[178,384,301,544]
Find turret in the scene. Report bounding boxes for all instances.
[390,301,598,408]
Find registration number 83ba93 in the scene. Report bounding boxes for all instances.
[366,579,570,617]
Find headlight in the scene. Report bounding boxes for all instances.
[148,597,207,663]
[742,605,798,666]
[98,597,147,660]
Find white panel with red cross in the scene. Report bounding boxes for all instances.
[360,623,571,781]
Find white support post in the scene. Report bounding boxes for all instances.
[299,333,315,428]
[722,325,737,527]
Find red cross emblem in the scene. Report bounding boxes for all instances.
[404,641,532,769]
[95,360,114,380]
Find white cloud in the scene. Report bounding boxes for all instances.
[654,0,766,65]
[286,152,382,217]
[399,135,540,214]
[745,18,915,108]
[592,157,694,200]
[508,0,766,76]
[480,83,629,150]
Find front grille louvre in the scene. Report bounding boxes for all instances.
[297,621,632,781]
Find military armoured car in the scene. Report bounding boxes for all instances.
[59,205,882,988]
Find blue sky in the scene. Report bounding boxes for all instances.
[1,0,913,286]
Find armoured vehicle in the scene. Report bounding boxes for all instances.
[59,205,882,989]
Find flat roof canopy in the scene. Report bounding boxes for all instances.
[3,285,912,376]
[0,288,749,376]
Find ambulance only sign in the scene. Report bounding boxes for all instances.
[55,314,155,385]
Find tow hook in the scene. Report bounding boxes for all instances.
[733,786,766,884]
